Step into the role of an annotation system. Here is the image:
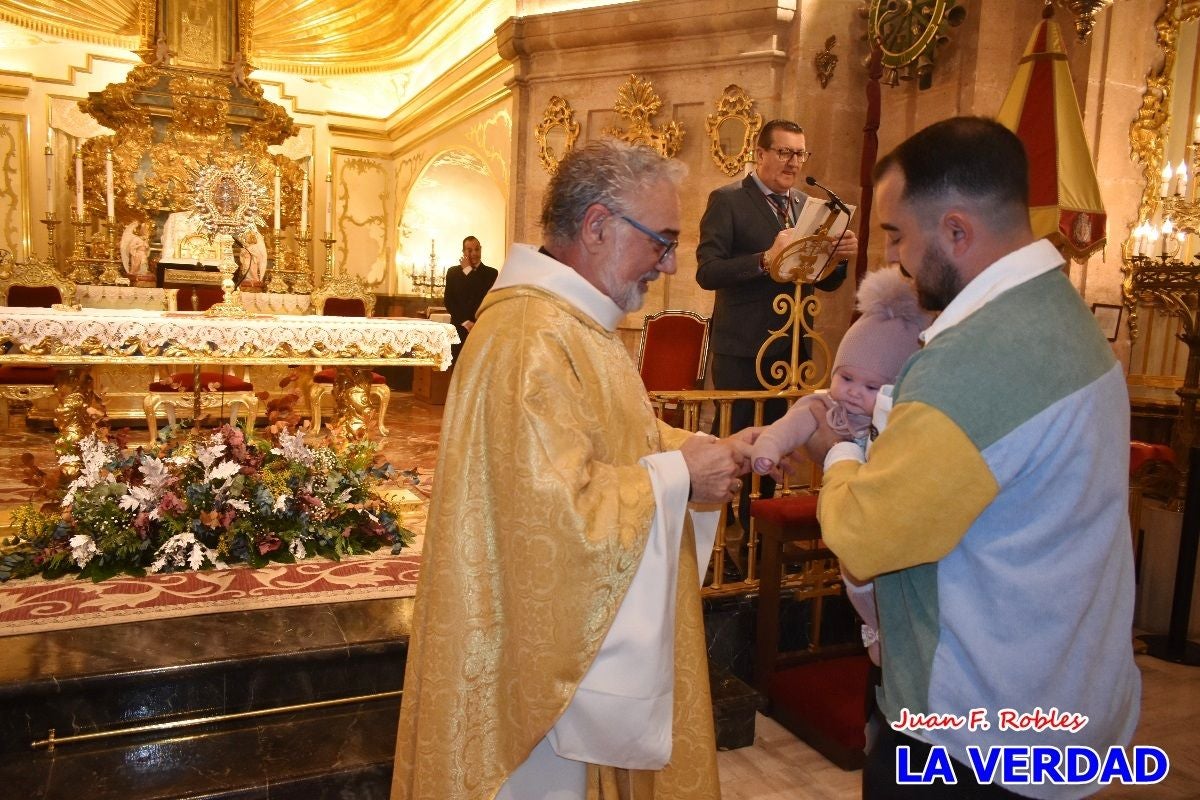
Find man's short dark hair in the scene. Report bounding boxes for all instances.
[462,235,479,249]
[757,119,804,151]
[873,116,1029,211]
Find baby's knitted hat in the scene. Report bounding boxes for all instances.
[832,266,930,383]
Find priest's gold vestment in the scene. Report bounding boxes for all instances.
[391,282,720,800]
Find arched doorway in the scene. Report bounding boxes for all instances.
[397,148,506,295]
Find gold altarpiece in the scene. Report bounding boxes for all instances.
[73,1,304,259]
[44,0,314,421]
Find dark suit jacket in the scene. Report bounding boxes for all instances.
[696,174,846,362]
[444,263,498,345]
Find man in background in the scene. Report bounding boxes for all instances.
[443,234,498,362]
[696,118,857,524]
[808,116,1140,798]
[393,140,753,800]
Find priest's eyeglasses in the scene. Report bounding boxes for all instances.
[619,214,679,265]
[768,147,812,164]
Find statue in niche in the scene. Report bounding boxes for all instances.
[160,210,219,265]
[120,221,152,277]
[238,230,268,285]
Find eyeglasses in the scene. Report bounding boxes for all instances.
[767,147,812,164]
[618,214,679,265]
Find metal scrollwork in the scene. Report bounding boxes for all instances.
[704,85,762,177]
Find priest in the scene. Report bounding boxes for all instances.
[391,140,752,800]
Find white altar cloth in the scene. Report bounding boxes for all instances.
[0,307,457,369]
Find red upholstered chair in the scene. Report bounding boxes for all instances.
[751,490,870,770]
[0,257,78,428]
[143,286,257,443]
[307,274,391,435]
[636,310,710,426]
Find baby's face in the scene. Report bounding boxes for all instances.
[829,365,890,417]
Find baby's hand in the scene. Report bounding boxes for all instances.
[753,456,775,476]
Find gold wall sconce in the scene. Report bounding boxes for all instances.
[704,85,763,177]
[535,95,581,176]
[603,74,683,159]
[815,36,839,89]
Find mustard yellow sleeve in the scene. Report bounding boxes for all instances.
[658,419,693,451]
[817,401,998,579]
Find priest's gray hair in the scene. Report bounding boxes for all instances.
[541,139,686,247]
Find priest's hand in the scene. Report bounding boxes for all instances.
[681,434,750,504]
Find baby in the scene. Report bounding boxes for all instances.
[751,265,928,477]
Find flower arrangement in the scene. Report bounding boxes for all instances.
[0,424,414,583]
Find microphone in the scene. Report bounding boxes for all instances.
[805,176,851,283]
[805,176,851,216]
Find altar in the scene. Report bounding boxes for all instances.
[17,286,324,421]
[0,305,456,445]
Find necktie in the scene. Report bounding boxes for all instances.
[768,193,790,227]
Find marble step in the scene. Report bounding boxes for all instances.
[0,696,398,800]
[0,598,412,757]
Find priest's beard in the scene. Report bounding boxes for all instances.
[914,242,963,312]
[602,270,658,313]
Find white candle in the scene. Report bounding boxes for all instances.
[1162,219,1174,257]
[1193,114,1200,143]
[44,144,53,214]
[1177,161,1189,197]
[300,157,309,232]
[105,149,114,220]
[74,147,84,218]
[1133,224,1145,257]
[1161,163,1173,198]
[325,172,333,233]
[273,166,281,231]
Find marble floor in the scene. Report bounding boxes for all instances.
[720,653,1200,798]
[2,396,1198,797]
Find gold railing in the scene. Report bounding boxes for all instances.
[648,387,842,602]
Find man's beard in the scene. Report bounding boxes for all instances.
[602,271,658,312]
[914,244,963,312]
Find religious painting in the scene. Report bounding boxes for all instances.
[167,0,236,71]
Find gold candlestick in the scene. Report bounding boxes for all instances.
[266,229,288,293]
[66,210,95,283]
[291,227,314,295]
[321,235,335,281]
[95,217,129,286]
[40,212,62,273]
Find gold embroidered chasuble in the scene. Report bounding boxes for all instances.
[391,278,720,799]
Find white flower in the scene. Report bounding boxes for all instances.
[289,538,307,560]
[273,494,290,513]
[138,455,171,493]
[195,442,227,470]
[207,459,242,483]
[270,428,314,466]
[69,534,97,568]
[227,498,251,512]
[149,532,228,573]
[60,435,118,507]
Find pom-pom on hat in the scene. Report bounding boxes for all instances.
[832,266,930,383]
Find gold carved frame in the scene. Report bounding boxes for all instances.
[603,75,684,159]
[704,85,763,177]
[535,96,580,176]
